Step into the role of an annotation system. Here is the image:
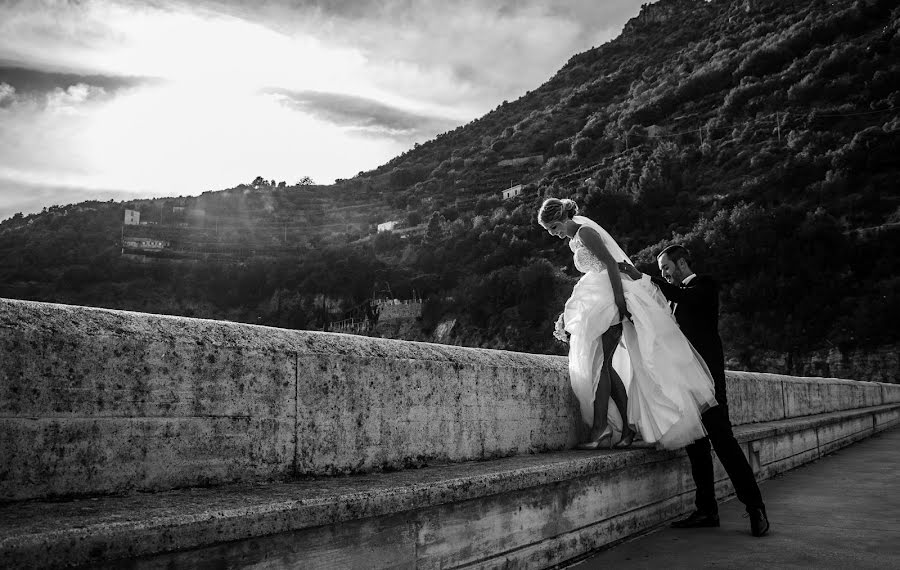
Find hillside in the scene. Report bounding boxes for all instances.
[1,0,899,379]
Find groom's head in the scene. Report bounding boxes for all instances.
[657,245,693,285]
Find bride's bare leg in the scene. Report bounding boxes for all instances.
[588,364,612,440]
[611,368,636,447]
[604,325,637,446]
[587,325,622,440]
[610,369,633,433]
[604,325,629,427]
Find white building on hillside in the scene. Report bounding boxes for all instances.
[377,220,400,232]
[501,184,524,200]
[124,209,140,225]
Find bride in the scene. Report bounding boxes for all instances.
[539,198,718,450]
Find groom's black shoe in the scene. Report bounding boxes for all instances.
[670,510,720,528]
[747,506,769,537]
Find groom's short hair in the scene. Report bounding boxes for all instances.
[658,244,692,266]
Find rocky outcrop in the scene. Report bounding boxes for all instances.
[623,0,707,32]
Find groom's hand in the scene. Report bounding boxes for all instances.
[618,262,642,280]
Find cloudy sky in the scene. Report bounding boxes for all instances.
[0,0,649,220]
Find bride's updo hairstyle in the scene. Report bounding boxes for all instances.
[538,198,579,228]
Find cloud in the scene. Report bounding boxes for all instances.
[189,0,649,113]
[0,0,653,216]
[267,88,460,139]
[0,80,412,213]
[0,65,157,98]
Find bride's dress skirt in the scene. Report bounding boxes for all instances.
[564,272,718,449]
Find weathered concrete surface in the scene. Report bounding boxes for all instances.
[0,298,579,501]
[724,371,893,425]
[0,445,683,568]
[3,298,899,503]
[572,426,900,570]
[1,407,896,569]
[2,298,900,568]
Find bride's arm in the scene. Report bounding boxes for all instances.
[578,227,631,320]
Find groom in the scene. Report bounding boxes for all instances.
[620,245,769,537]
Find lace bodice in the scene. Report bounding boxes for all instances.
[570,231,607,274]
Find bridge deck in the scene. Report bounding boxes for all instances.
[572,425,900,569]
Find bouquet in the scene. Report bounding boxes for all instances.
[553,312,570,344]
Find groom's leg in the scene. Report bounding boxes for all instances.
[686,437,717,514]
[704,405,764,510]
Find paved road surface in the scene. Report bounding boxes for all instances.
[569,427,900,569]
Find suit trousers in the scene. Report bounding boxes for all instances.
[686,404,764,513]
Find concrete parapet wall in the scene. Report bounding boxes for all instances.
[2,298,900,568]
[2,298,899,504]
[0,298,578,502]
[724,371,894,424]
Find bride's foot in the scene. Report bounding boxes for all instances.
[614,427,637,449]
[576,426,614,450]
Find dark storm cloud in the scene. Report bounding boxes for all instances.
[268,88,459,137]
[0,64,157,97]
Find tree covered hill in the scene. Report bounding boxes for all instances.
[1,0,898,376]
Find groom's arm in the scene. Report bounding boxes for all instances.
[652,275,718,310]
[649,275,683,301]
[618,262,714,305]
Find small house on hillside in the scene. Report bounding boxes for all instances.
[377,220,401,232]
[124,210,140,225]
[501,184,524,200]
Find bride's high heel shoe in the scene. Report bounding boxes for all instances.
[576,426,614,450]
[614,427,637,449]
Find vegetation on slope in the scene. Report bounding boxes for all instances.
[1,0,898,372]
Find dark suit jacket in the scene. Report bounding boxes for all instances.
[651,274,727,405]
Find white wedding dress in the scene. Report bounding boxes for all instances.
[563,216,718,449]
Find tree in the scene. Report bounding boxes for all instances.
[423,212,446,244]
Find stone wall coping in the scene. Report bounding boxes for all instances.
[5,298,892,385]
[728,370,875,385]
[732,404,896,441]
[2,403,897,569]
[0,298,565,368]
